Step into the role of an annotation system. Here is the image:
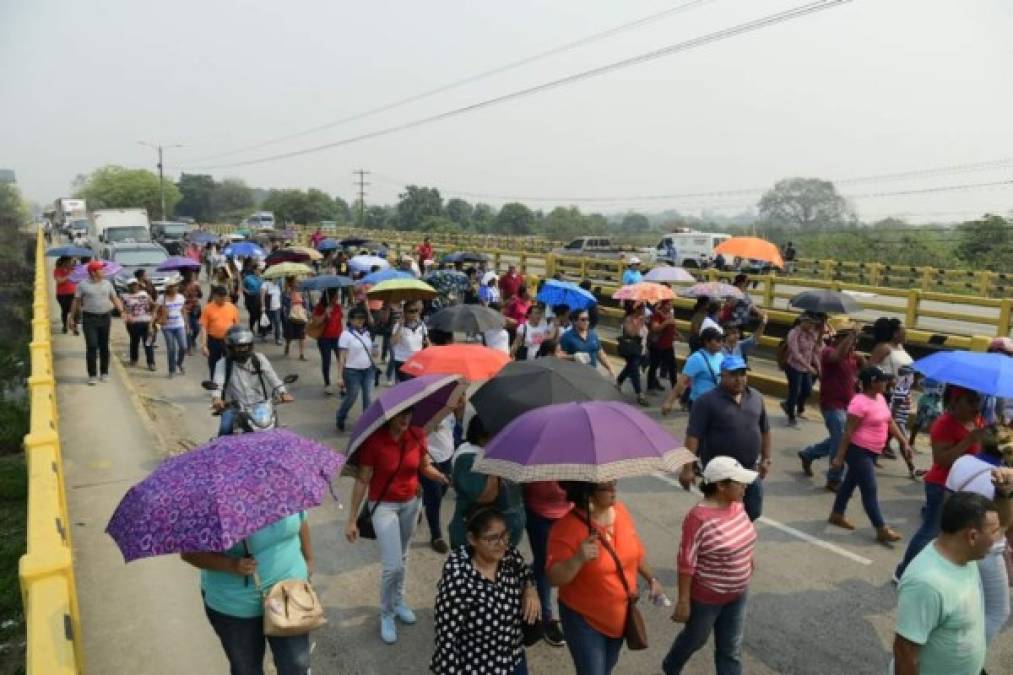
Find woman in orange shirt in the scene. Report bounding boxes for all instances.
[547,481,663,675]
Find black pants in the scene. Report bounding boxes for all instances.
[82,312,111,378]
[244,293,262,332]
[126,322,155,367]
[207,337,226,380]
[617,354,643,395]
[57,293,74,332]
[648,345,677,389]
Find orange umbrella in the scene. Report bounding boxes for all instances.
[611,282,675,303]
[400,345,510,381]
[714,237,784,268]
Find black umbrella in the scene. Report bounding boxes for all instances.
[264,249,311,266]
[471,358,624,435]
[428,305,504,333]
[442,251,490,263]
[340,237,371,247]
[789,289,861,314]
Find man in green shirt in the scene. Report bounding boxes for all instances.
[893,491,1000,675]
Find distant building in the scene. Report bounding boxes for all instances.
[0,169,15,184]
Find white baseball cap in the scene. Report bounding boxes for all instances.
[629,256,641,265]
[702,456,758,485]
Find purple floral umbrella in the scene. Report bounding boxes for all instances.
[156,255,202,272]
[474,400,694,483]
[69,260,122,283]
[346,373,466,458]
[106,429,344,562]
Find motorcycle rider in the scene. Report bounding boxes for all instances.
[211,325,293,436]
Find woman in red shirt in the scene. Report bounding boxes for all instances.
[311,289,343,394]
[344,408,449,644]
[54,256,77,334]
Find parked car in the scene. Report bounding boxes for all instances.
[103,243,177,294]
[151,221,194,255]
[553,236,627,259]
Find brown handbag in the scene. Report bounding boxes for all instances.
[306,313,326,339]
[579,513,648,650]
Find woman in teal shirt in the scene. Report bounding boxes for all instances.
[182,511,314,675]
[449,416,525,550]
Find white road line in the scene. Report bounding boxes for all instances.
[650,472,873,566]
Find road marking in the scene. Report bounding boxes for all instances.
[650,472,873,566]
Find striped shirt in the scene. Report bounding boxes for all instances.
[677,501,756,604]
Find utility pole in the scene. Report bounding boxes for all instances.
[353,169,370,228]
[139,141,182,221]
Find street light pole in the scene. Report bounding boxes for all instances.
[138,141,182,221]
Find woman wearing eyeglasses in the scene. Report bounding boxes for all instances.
[432,506,541,674]
[559,311,616,379]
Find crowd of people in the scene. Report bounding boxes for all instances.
[53,228,1013,674]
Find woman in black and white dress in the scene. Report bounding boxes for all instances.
[431,507,540,675]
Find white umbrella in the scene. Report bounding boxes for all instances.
[644,266,696,283]
[349,254,390,274]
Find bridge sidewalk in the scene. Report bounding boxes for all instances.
[52,327,226,674]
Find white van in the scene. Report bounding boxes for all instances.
[244,211,276,230]
[653,231,731,268]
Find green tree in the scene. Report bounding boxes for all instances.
[494,202,534,235]
[334,196,352,223]
[0,183,27,231]
[620,212,650,233]
[955,214,1012,272]
[175,173,216,221]
[757,178,850,230]
[303,189,337,223]
[397,186,443,230]
[445,198,474,227]
[471,203,496,232]
[75,165,181,220]
[212,178,255,222]
[364,205,393,229]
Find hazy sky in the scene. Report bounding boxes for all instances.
[4,0,1012,221]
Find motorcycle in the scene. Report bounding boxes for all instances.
[201,373,298,434]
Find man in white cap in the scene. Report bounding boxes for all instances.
[622,256,643,285]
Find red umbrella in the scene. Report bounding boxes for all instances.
[400,345,510,381]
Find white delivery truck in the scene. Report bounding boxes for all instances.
[88,208,151,255]
[651,230,731,268]
[53,198,87,231]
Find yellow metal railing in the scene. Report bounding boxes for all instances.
[18,230,83,674]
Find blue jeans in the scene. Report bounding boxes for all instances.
[800,408,847,483]
[784,366,812,419]
[336,366,374,427]
[831,444,885,528]
[525,509,559,622]
[370,497,421,619]
[187,306,201,348]
[217,409,236,437]
[662,592,748,675]
[421,459,452,541]
[316,337,339,386]
[162,326,187,373]
[267,308,282,343]
[559,602,623,675]
[894,482,945,579]
[204,603,310,675]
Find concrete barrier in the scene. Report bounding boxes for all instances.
[18,231,83,674]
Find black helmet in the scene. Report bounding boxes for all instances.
[225,326,255,362]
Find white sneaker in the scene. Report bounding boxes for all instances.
[323,385,334,395]
[99,374,110,382]
[87,377,97,386]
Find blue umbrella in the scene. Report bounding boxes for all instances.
[358,269,413,286]
[912,351,1013,397]
[316,238,340,251]
[223,242,265,258]
[45,246,93,257]
[300,274,354,291]
[536,280,597,312]
[188,232,219,244]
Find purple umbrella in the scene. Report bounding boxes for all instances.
[106,429,344,562]
[474,401,694,483]
[346,373,466,458]
[156,255,202,272]
[69,260,122,283]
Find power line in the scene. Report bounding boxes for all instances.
[180,0,853,171]
[178,0,718,164]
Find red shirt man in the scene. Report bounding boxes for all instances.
[499,265,524,300]
[416,238,433,267]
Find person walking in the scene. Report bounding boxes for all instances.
[311,289,343,395]
[621,257,643,285]
[53,256,77,334]
[344,408,449,644]
[676,356,771,521]
[282,276,307,360]
[547,480,663,675]
[510,304,550,361]
[241,264,263,333]
[719,315,767,365]
[894,386,986,581]
[155,281,187,377]
[893,492,998,675]
[389,302,428,383]
[121,278,156,371]
[781,314,821,426]
[499,264,525,302]
[181,269,203,354]
[559,310,615,378]
[662,456,758,675]
[797,322,864,491]
[69,260,123,385]
[523,481,571,648]
[417,236,434,270]
[616,302,649,406]
[661,327,725,415]
[260,276,284,345]
[431,506,541,675]
[181,511,314,675]
[828,366,911,542]
[334,307,378,432]
[646,300,682,392]
[421,398,463,554]
[869,317,915,459]
[199,285,240,381]
[943,430,1013,644]
[134,268,157,300]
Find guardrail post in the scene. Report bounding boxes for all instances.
[820,259,834,281]
[977,271,993,298]
[579,257,587,280]
[763,273,775,308]
[997,298,1011,338]
[867,263,883,287]
[544,254,556,278]
[518,252,528,275]
[905,289,921,329]
[919,267,933,292]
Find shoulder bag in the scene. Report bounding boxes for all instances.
[306,308,327,340]
[355,440,406,539]
[255,570,327,637]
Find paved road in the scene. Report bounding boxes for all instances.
[57,302,1008,675]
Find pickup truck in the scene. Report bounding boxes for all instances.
[553,236,628,259]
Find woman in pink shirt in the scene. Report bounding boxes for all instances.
[780,314,821,426]
[523,481,571,647]
[828,366,912,542]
